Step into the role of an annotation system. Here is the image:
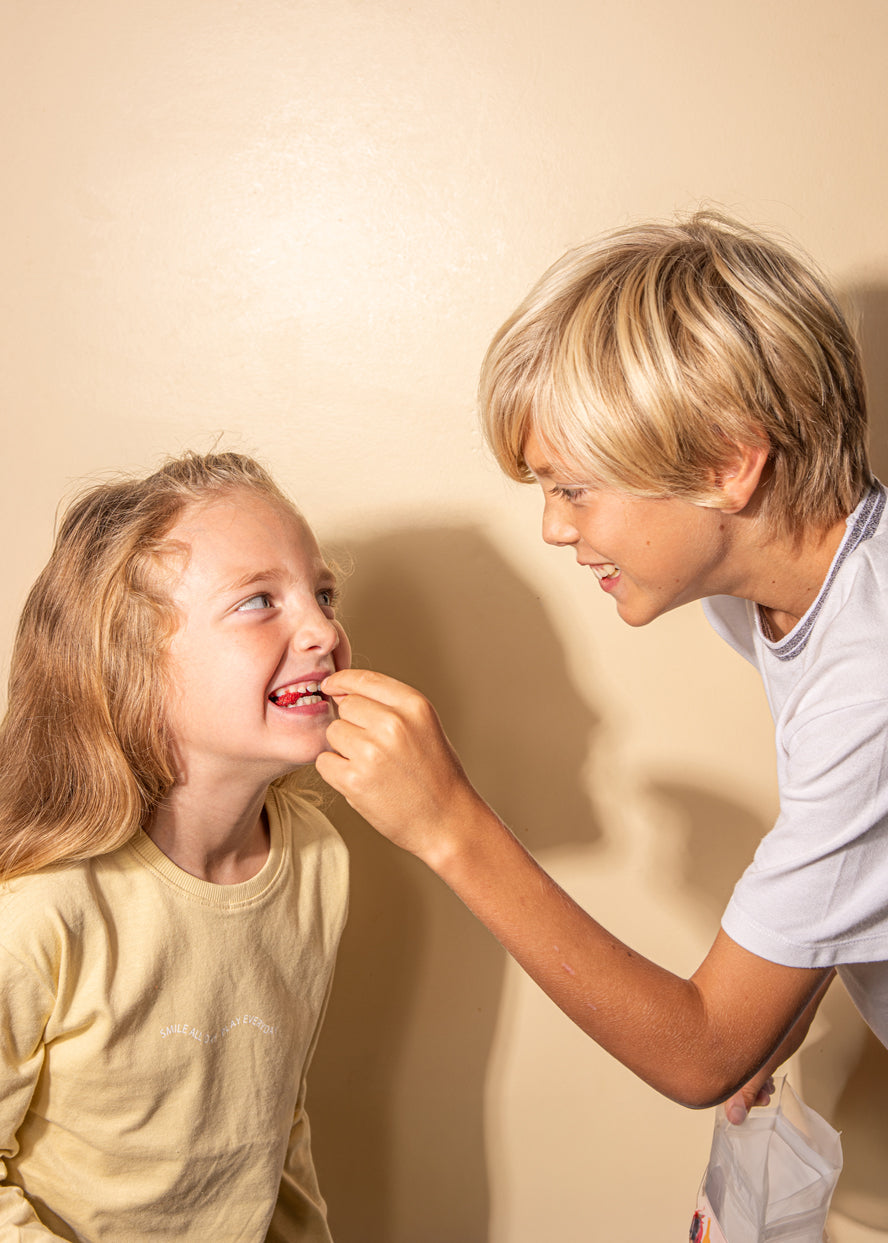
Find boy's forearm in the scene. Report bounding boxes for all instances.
[425,793,823,1107]
[319,669,830,1106]
[749,970,835,1080]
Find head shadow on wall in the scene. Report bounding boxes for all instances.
[308,523,601,1243]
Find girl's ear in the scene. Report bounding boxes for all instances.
[714,443,770,513]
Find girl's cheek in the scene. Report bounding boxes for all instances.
[334,623,352,671]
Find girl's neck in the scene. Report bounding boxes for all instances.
[147,777,272,885]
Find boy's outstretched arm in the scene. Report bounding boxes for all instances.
[317,669,832,1110]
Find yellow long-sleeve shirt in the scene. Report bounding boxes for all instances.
[0,784,348,1242]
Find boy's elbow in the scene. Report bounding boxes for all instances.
[659,1066,751,1112]
[678,1087,734,1112]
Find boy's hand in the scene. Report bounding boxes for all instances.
[317,669,483,863]
[724,1072,776,1125]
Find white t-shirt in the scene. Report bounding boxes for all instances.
[703,481,888,1046]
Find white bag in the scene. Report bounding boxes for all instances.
[690,1078,842,1243]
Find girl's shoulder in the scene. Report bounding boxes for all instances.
[0,857,103,984]
[267,780,346,851]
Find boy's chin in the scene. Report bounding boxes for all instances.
[614,591,689,628]
[614,601,660,628]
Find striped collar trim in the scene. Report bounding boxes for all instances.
[763,481,885,662]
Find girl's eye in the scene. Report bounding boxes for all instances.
[552,485,587,503]
[237,593,273,612]
[317,587,337,610]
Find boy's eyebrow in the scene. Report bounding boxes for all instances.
[523,455,555,479]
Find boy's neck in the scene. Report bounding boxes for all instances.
[147,777,272,885]
[751,514,849,640]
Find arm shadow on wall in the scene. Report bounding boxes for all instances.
[307,525,602,1243]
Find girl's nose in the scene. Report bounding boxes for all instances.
[294,606,341,654]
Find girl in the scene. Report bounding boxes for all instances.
[0,451,350,1241]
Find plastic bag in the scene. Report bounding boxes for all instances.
[690,1078,842,1243]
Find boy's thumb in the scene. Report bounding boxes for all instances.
[725,1097,748,1126]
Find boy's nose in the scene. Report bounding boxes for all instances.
[541,500,579,547]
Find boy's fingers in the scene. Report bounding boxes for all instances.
[324,715,384,759]
[725,1093,748,1125]
[324,671,443,741]
[315,748,347,786]
[724,1073,777,1125]
[328,690,405,732]
[322,667,416,707]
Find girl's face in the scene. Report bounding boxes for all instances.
[162,489,350,784]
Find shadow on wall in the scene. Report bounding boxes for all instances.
[308,526,601,1243]
[645,781,767,920]
[853,285,888,484]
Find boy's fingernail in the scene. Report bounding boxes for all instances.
[727,1102,747,1126]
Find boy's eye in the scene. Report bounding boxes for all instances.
[237,593,273,611]
[317,587,336,610]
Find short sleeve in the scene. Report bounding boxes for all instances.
[723,697,888,967]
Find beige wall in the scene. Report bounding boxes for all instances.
[2,2,887,1239]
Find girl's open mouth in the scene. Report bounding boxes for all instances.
[268,681,329,708]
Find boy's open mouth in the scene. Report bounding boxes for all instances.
[268,681,329,708]
[592,563,620,581]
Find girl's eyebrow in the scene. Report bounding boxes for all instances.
[215,563,337,597]
[215,569,283,597]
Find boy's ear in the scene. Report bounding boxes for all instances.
[713,443,770,513]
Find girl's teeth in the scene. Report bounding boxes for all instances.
[592,564,619,581]
[271,680,325,706]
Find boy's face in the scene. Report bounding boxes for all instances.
[163,490,351,784]
[523,431,736,627]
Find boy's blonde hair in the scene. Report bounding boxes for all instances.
[0,451,306,882]
[480,209,870,538]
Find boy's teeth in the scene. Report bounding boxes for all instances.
[592,564,620,581]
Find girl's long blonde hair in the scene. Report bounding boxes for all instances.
[0,451,300,882]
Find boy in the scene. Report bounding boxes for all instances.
[316,210,886,1120]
